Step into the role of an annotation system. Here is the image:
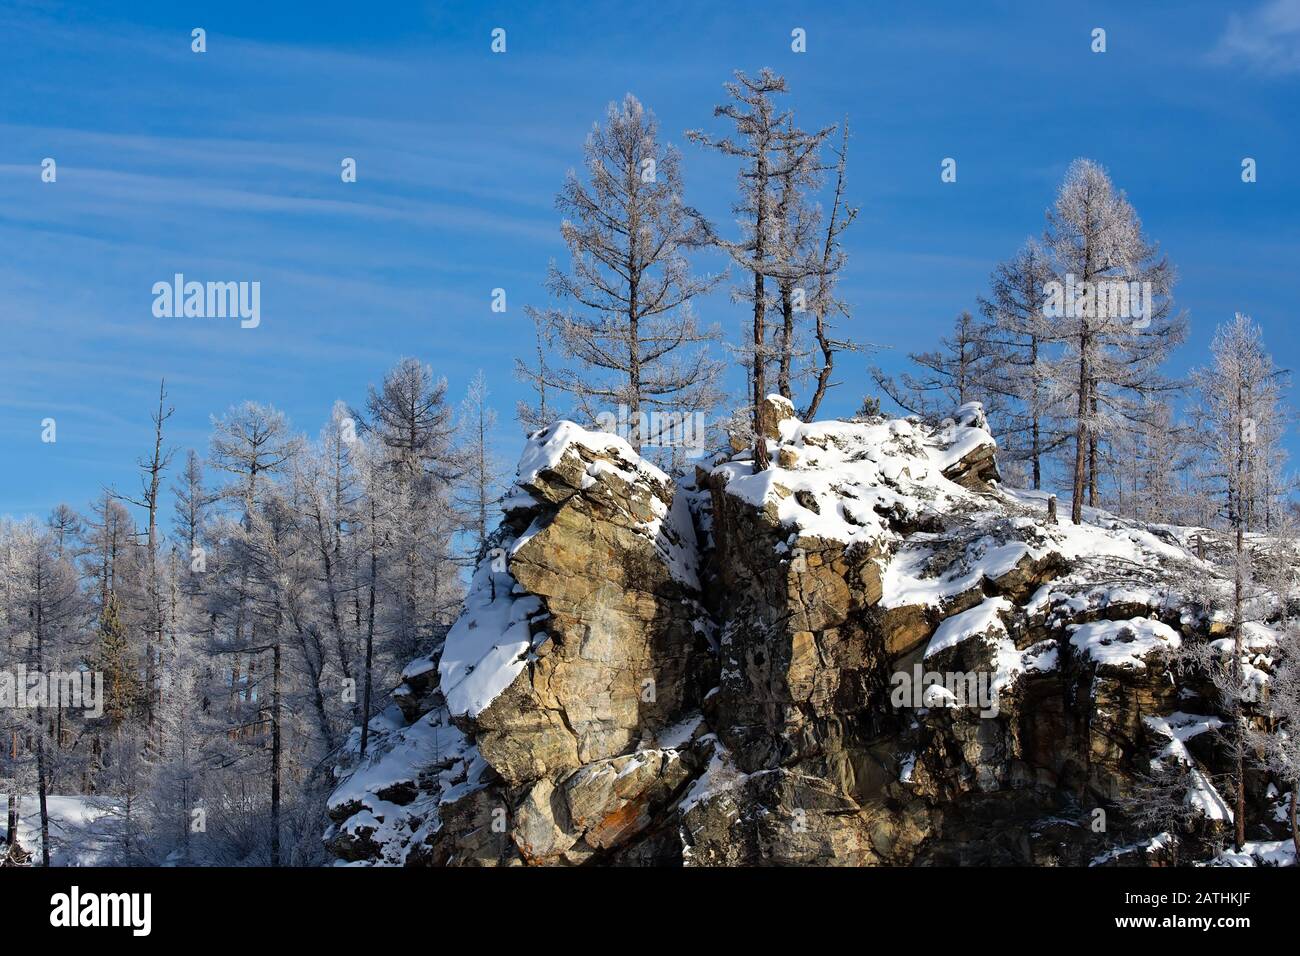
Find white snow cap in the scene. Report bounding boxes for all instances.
[516,420,669,489]
[1069,617,1181,670]
[713,404,995,548]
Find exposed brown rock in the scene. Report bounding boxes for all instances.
[328,409,1249,868]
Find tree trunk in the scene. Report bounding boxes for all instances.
[1071,340,1088,523]
[5,785,16,853]
[1232,380,1247,853]
[1088,390,1098,507]
[628,268,642,454]
[1030,336,1041,490]
[270,630,282,867]
[803,307,834,421]
[751,139,771,472]
[1233,532,1247,851]
[359,511,378,758]
[314,510,352,685]
[1289,782,1299,861]
[35,590,50,867]
[751,269,771,470]
[35,738,50,867]
[778,283,794,401]
[1031,417,1041,490]
[800,132,850,423]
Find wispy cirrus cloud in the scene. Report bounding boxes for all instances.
[1210,0,1300,74]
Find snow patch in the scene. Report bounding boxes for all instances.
[1068,617,1181,671]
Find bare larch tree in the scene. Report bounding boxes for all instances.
[533,93,723,454]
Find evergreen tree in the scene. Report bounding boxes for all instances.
[94,592,142,726]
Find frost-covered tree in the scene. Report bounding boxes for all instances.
[532,94,723,454]
[1188,313,1288,850]
[977,239,1063,489]
[1254,622,1300,858]
[171,449,212,583]
[208,401,301,725]
[872,311,994,420]
[800,126,860,421]
[515,307,556,434]
[456,371,505,560]
[296,402,362,710]
[1042,159,1185,523]
[767,120,827,402]
[45,504,84,561]
[108,380,175,734]
[0,520,34,858]
[1114,762,1198,865]
[222,485,311,866]
[210,401,300,510]
[362,358,462,656]
[22,531,86,866]
[352,440,399,759]
[0,356,490,867]
[688,69,832,470]
[83,493,137,610]
[1105,399,1197,524]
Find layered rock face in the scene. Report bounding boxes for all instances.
[326,402,1267,866]
[325,423,715,865]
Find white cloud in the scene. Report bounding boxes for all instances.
[1212,0,1300,73]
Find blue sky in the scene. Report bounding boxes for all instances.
[1,0,1297,517]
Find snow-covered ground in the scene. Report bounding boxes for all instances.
[1,794,121,866]
[1208,839,1298,867]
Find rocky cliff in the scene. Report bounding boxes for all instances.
[324,400,1288,866]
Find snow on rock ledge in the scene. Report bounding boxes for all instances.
[327,402,1283,867]
[713,397,998,550]
[327,420,714,865]
[438,562,543,719]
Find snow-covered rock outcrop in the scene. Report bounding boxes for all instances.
[326,399,1284,866]
[326,422,713,864]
